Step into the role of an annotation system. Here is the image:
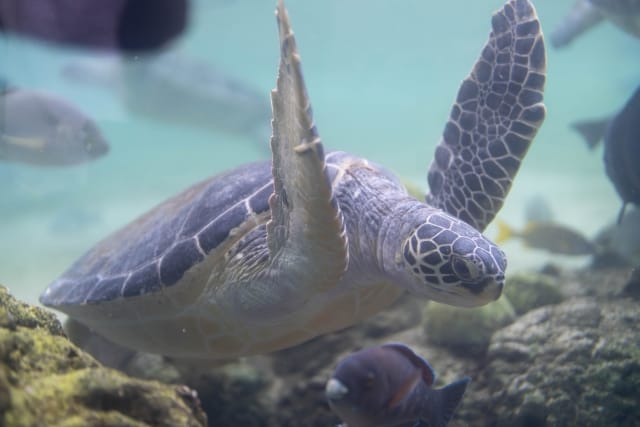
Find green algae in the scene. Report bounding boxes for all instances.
[503,272,564,315]
[0,285,206,427]
[423,295,516,355]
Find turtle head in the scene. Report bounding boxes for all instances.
[399,212,506,307]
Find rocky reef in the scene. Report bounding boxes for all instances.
[0,285,206,427]
[2,264,639,427]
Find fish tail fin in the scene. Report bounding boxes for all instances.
[570,118,610,150]
[617,203,628,225]
[549,0,603,48]
[495,219,514,244]
[431,377,471,427]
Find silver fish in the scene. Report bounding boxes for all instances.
[62,51,271,149]
[0,88,109,166]
[326,343,470,427]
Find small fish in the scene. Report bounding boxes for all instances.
[495,220,597,256]
[325,343,470,427]
[524,194,554,223]
[0,88,109,166]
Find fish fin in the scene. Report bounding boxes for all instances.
[387,370,422,409]
[382,343,435,385]
[1,135,47,150]
[617,203,628,225]
[431,377,471,427]
[570,118,610,150]
[549,0,604,48]
[494,219,514,245]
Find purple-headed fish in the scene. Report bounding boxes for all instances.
[326,343,470,427]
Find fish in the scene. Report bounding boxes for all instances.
[571,116,610,151]
[0,0,188,53]
[603,87,640,223]
[0,88,109,166]
[571,87,640,223]
[524,194,554,223]
[62,51,271,151]
[325,343,470,427]
[594,205,640,266]
[495,219,597,256]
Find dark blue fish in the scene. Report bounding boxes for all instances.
[604,87,640,223]
[0,0,188,53]
[572,87,640,223]
[326,343,470,427]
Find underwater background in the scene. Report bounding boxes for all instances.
[0,0,637,307]
[1,1,639,426]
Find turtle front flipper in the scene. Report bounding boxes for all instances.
[426,0,546,232]
[263,1,348,305]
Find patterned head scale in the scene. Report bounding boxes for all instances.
[401,212,506,307]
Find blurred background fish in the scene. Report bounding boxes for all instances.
[62,51,271,150]
[572,86,640,223]
[0,87,109,166]
[325,343,470,427]
[496,220,598,256]
[550,0,640,48]
[0,0,189,53]
[495,196,598,256]
[594,205,640,266]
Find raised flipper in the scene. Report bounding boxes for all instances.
[550,0,604,48]
[265,1,348,294]
[426,0,546,232]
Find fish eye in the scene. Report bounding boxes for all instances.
[364,371,375,388]
[84,140,94,153]
[450,255,480,281]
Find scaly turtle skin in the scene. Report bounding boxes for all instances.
[40,0,546,360]
[551,0,640,48]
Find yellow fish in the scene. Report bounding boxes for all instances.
[496,220,597,256]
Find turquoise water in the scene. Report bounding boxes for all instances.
[0,0,638,307]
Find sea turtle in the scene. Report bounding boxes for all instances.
[550,0,640,48]
[40,0,546,360]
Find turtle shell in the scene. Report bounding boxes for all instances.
[40,160,273,307]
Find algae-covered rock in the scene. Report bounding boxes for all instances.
[503,272,564,315]
[423,296,516,356]
[463,297,640,427]
[0,285,64,336]
[0,285,206,427]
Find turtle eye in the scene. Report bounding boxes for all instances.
[450,255,480,281]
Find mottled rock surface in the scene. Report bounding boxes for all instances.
[0,285,206,427]
[423,296,516,356]
[503,272,564,315]
[459,297,640,427]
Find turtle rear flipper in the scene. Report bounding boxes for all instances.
[426,0,546,232]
